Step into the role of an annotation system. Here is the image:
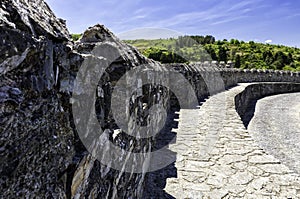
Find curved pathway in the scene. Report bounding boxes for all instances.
[248,92,300,175]
[164,84,300,198]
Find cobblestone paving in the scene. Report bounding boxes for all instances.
[164,84,300,199]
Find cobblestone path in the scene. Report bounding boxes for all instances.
[164,84,300,199]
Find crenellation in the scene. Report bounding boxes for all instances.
[163,63,299,102]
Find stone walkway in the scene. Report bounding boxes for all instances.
[248,93,300,176]
[164,84,300,199]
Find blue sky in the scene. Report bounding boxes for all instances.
[46,0,300,47]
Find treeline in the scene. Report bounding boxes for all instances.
[125,36,300,71]
[143,48,187,63]
[176,35,215,47]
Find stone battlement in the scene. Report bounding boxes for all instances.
[163,63,299,104]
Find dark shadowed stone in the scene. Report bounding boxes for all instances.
[0,0,70,40]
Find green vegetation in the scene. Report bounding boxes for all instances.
[124,36,300,71]
[143,47,187,63]
[71,34,82,41]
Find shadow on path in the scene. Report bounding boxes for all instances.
[142,109,179,199]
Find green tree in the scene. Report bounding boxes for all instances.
[272,51,288,70]
[204,35,215,44]
[159,52,170,63]
[235,54,241,68]
[216,40,224,45]
[205,46,217,60]
[234,39,240,45]
[287,52,293,63]
[218,46,228,63]
[263,50,273,66]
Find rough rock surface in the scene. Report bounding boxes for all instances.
[69,24,172,199]
[1,0,74,198]
[0,0,172,198]
[0,0,70,40]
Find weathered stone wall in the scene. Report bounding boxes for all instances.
[69,25,173,199]
[166,63,300,102]
[225,68,300,84]
[1,0,173,198]
[1,0,77,198]
[234,83,300,127]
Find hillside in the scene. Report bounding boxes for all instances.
[123,36,300,71]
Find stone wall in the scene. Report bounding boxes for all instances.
[1,0,173,197]
[225,68,300,84]
[69,25,174,199]
[234,83,300,127]
[165,63,300,103]
[1,0,77,198]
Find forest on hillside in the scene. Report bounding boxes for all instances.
[71,34,300,71]
[124,36,300,71]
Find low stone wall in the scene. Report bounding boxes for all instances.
[234,83,300,127]
[165,63,300,103]
[225,68,300,84]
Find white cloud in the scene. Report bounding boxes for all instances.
[265,39,272,43]
[211,15,247,25]
[134,0,266,30]
[226,0,252,12]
